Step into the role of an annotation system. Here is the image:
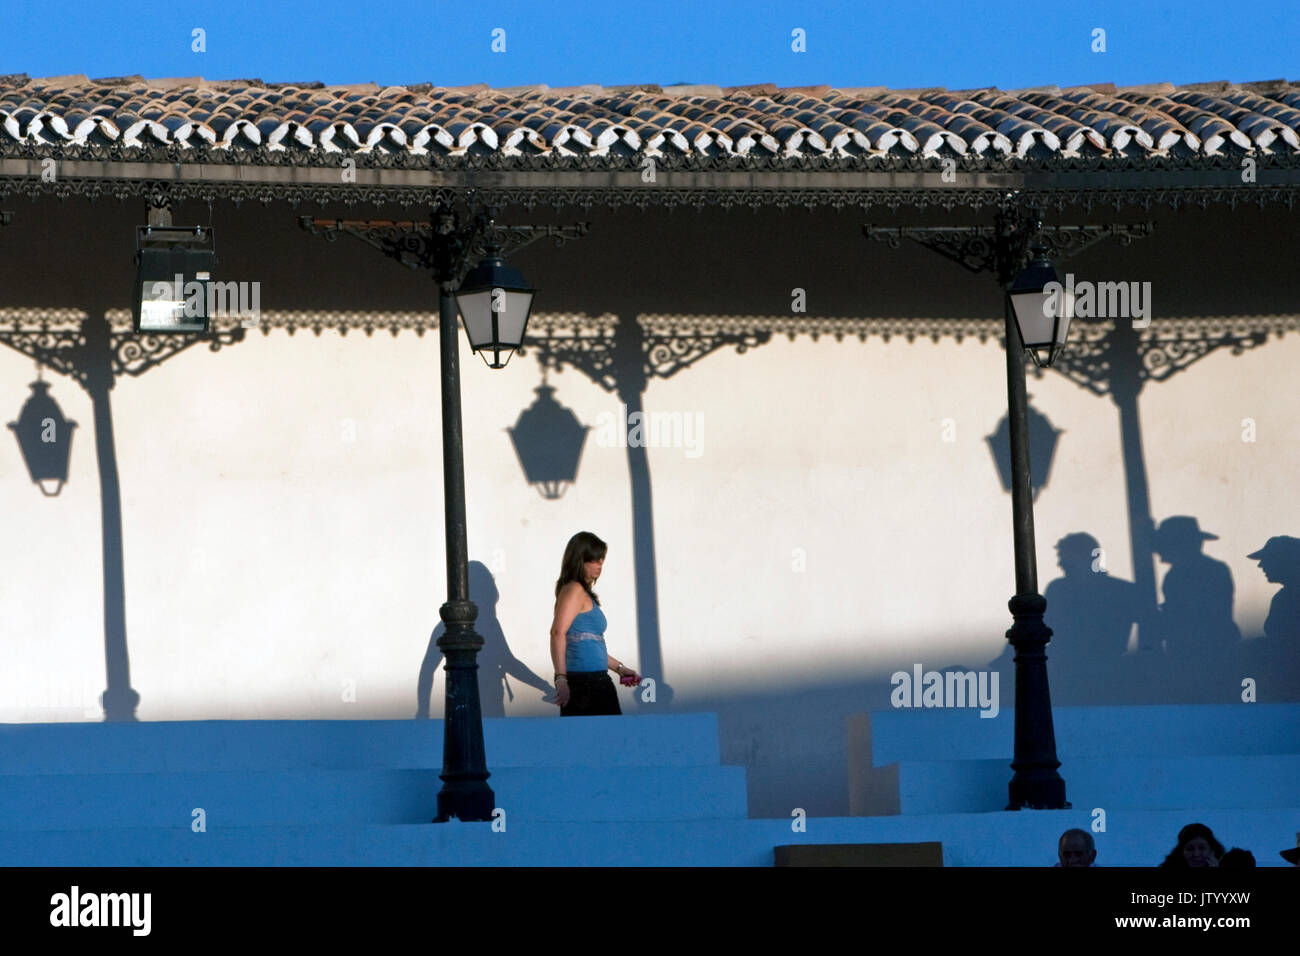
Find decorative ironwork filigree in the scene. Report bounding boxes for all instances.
[864,204,1300,395]
[298,205,590,284]
[0,308,245,388]
[1048,315,1300,396]
[3,138,1300,214]
[1049,319,1118,397]
[522,313,1011,391]
[0,316,87,381]
[524,313,623,392]
[6,306,1290,400]
[8,137,1300,174]
[639,315,773,380]
[863,216,1155,280]
[240,309,440,338]
[1,174,1297,214]
[1140,315,1300,381]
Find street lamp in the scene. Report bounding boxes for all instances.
[133,224,217,334]
[998,211,1069,811]
[1007,234,1074,368]
[453,242,535,369]
[298,207,587,821]
[864,205,1156,810]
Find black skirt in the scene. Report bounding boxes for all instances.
[560,671,622,716]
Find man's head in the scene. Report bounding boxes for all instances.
[1153,516,1217,563]
[1247,536,1300,586]
[1056,533,1101,576]
[1057,828,1096,867]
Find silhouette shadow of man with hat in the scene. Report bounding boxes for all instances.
[1153,516,1241,700]
[1244,535,1300,699]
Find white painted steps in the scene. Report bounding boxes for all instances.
[4,810,1298,866]
[0,766,749,827]
[851,703,1300,818]
[3,707,1296,865]
[894,755,1300,814]
[0,713,721,772]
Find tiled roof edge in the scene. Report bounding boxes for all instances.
[1,76,1296,98]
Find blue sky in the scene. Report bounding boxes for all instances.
[2,0,1295,91]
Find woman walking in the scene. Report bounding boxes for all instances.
[550,531,640,716]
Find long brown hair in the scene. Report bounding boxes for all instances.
[555,531,607,605]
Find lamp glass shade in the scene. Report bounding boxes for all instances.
[454,255,536,367]
[1008,257,1073,365]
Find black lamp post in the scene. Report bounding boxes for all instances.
[299,205,587,822]
[864,202,1095,811]
[998,210,1070,810]
[431,274,499,822]
[432,217,539,822]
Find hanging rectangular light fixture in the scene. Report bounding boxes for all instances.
[133,225,218,333]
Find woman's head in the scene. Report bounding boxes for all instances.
[1161,823,1225,868]
[556,531,607,602]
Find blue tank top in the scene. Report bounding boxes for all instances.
[566,590,608,672]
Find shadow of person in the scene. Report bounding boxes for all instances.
[1152,516,1243,702]
[987,532,1155,705]
[415,560,553,718]
[1243,535,1300,701]
[1042,532,1149,704]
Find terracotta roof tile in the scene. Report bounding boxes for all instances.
[1,75,1297,162]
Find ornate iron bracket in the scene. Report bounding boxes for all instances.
[111,326,247,380]
[862,201,1298,395]
[521,313,776,393]
[864,204,1155,286]
[0,311,246,390]
[1052,314,1300,396]
[639,316,774,383]
[298,201,589,286]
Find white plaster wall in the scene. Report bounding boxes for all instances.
[3,197,1298,817]
[3,310,1296,723]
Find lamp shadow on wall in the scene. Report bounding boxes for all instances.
[415,560,553,719]
[505,380,590,501]
[984,395,1061,502]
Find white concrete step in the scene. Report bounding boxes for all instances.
[3,808,1297,866]
[0,714,722,773]
[0,765,749,829]
[895,754,1300,814]
[864,703,1300,764]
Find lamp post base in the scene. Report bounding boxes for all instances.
[433,604,495,823]
[433,777,496,823]
[1007,773,1070,811]
[101,685,140,722]
[1005,593,1070,811]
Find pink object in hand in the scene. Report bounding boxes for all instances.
[620,674,639,686]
